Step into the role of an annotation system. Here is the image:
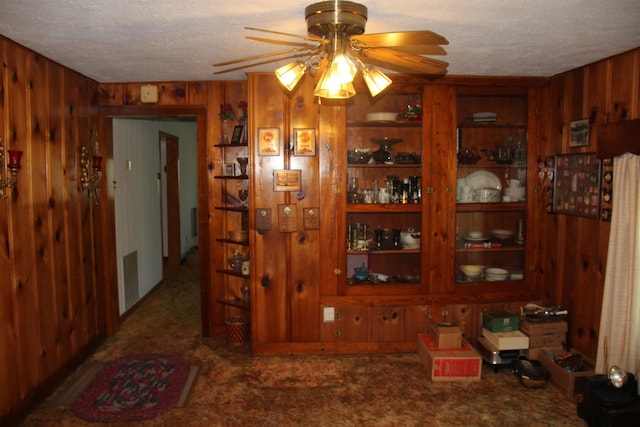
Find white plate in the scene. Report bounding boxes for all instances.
[463,234,489,241]
[465,170,502,191]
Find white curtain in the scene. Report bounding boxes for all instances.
[596,153,640,383]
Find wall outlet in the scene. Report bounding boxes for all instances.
[323,306,335,323]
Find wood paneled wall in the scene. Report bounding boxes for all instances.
[536,48,639,359]
[0,36,103,423]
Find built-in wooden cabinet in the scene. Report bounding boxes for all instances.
[454,93,529,290]
[244,73,542,355]
[342,89,425,295]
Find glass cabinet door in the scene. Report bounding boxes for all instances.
[455,94,528,286]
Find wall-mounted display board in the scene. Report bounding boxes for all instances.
[553,153,601,218]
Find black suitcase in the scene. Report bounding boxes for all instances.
[576,373,640,427]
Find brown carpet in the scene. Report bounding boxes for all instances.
[22,263,587,426]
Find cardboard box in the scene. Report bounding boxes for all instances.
[482,311,520,332]
[520,320,568,335]
[538,347,595,399]
[520,320,567,348]
[482,328,529,350]
[417,334,482,381]
[427,320,462,349]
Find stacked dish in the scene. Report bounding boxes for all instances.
[485,267,510,281]
[504,186,526,201]
[463,231,489,242]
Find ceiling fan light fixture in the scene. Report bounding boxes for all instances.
[275,61,307,91]
[314,67,356,99]
[362,65,392,96]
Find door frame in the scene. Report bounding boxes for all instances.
[98,107,210,336]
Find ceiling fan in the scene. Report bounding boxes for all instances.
[212,0,449,99]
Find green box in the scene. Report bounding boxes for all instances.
[482,311,519,332]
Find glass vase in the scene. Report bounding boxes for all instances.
[221,119,230,144]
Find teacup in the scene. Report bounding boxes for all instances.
[507,179,521,188]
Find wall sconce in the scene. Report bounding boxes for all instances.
[80,127,102,204]
[0,138,23,199]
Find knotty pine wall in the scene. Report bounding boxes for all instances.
[0,35,108,423]
[535,48,639,359]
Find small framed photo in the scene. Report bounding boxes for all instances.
[230,125,244,144]
[570,118,590,147]
[223,163,235,176]
[258,127,280,156]
[273,169,302,192]
[293,128,316,156]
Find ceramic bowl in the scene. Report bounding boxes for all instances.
[400,231,421,249]
[347,150,371,164]
[473,187,501,202]
[459,264,483,278]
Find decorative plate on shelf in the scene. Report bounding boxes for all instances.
[465,170,502,191]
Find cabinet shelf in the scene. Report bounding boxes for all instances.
[216,268,249,278]
[348,248,420,255]
[217,299,250,311]
[456,202,526,212]
[214,142,249,148]
[455,245,524,253]
[216,237,249,246]
[215,206,248,213]
[214,175,249,180]
[457,122,526,129]
[347,120,421,128]
[347,204,421,213]
[347,163,420,168]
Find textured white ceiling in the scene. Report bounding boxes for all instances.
[0,0,639,83]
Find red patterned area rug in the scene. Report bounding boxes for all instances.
[70,354,192,423]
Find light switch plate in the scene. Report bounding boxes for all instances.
[140,85,158,103]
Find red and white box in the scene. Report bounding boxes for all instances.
[417,334,482,381]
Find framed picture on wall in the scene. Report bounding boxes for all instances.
[223,163,235,176]
[553,152,601,218]
[293,128,316,156]
[258,127,280,156]
[230,125,244,144]
[570,118,590,147]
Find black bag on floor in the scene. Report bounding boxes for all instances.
[576,373,640,427]
[513,355,549,388]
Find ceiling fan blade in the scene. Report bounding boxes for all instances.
[213,53,313,75]
[357,47,448,75]
[245,27,326,44]
[352,31,449,48]
[246,36,319,49]
[213,46,315,67]
[386,45,447,56]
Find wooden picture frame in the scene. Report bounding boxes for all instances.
[230,125,244,144]
[258,127,280,156]
[293,128,316,156]
[553,152,601,218]
[570,118,590,147]
[223,163,235,176]
[273,169,302,192]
